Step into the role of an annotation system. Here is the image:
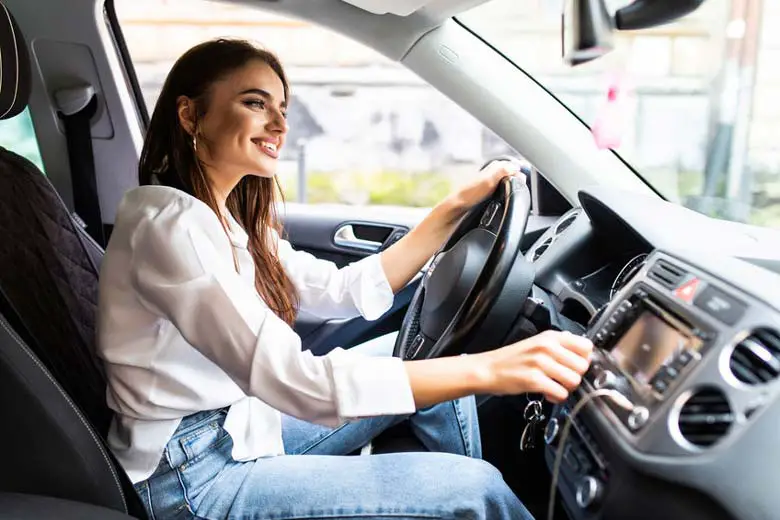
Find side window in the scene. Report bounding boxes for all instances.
[113,0,522,209]
[0,108,45,173]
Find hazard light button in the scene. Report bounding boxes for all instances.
[674,278,700,303]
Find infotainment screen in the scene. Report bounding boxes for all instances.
[609,311,701,385]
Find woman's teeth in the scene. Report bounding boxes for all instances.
[260,141,277,152]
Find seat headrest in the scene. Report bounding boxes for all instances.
[0,2,31,120]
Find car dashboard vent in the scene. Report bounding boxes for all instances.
[554,211,578,235]
[729,328,780,385]
[532,237,553,262]
[678,387,733,448]
[648,259,686,289]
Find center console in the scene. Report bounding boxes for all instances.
[542,251,769,520]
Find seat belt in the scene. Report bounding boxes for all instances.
[55,85,105,247]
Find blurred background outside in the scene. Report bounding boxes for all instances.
[2,0,777,227]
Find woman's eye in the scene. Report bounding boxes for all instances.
[245,99,265,109]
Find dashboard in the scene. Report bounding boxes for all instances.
[521,186,780,520]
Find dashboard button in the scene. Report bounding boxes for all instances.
[663,365,679,379]
[675,350,695,367]
[693,285,747,325]
[651,377,669,394]
[575,476,604,509]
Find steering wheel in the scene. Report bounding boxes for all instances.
[393,174,535,360]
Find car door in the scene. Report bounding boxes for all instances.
[282,203,423,354]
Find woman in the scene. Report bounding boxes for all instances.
[98,39,592,520]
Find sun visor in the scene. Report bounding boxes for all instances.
[340,0,430,16]
[341,0,489,17]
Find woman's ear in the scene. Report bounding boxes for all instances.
[176,95,197,136]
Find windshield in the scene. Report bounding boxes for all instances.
[459,0,778,228]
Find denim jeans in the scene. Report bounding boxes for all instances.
[132,334,534,519]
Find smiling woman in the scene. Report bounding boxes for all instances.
[96,32,596,520]
[139,39,299,324]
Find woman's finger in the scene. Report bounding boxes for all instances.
[558,331,594,360]
[536,354,583,391]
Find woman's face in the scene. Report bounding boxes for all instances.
[189,60,288,183]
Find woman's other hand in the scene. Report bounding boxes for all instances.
[379,158,531,293]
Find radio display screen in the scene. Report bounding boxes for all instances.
[609,311,701,385]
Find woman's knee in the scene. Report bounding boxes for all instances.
[443,456,530,519]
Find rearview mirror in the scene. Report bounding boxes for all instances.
[565,0,708,66]
[614,0,707,30]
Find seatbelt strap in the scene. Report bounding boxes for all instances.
[55,85,105,247]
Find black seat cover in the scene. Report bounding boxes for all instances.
[0,3,145,517]
[0,3,110,435]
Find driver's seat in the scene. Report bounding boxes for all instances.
[0,2,146,517]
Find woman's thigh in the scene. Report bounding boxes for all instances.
[198,451,533,520]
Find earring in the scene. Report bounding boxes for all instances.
[192,134,198,152]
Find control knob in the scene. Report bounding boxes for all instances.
[575,476,604,509]
[593,369,618,390]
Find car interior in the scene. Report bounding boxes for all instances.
[0,0,779,519]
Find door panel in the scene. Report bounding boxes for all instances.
[281,202,558,352]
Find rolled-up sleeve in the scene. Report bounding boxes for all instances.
[276,235,394,321]
[129,202,415,426]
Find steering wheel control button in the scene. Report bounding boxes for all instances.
[575,476,604,509]
[408,334,425,359]
[627,406,650,431]
[544,417,559,445]
[480,201,500,228]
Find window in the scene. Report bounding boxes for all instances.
[0,107,45,173]
[460,0,780,228]
[113,0,519,208]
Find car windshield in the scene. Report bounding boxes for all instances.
[459,0,778,228]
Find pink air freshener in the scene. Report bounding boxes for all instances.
[591,75,628,150]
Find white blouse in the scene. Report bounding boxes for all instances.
[97,185,416,484]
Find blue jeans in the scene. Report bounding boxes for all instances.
[132,334,533,519]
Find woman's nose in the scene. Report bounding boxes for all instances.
[267,110,287,134]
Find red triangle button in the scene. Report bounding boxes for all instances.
[674,278,700,303]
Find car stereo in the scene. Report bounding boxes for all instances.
[585,285,713,431]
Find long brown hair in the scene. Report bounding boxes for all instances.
[138,38,299,325]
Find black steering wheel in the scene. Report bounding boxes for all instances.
[393,174,535,360]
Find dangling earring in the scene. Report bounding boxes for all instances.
[192,134,198,153]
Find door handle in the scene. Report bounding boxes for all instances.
[333,224,382,253]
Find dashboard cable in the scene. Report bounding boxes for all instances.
[547,388,635,520]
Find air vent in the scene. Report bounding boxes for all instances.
[729,328,780,385]
[648,259,686,289]
[532,237,553,261]
[678,387,733,448]
[554,212,578,235]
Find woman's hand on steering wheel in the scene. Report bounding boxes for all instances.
[479,330,594,403]
[441,159,529,224]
